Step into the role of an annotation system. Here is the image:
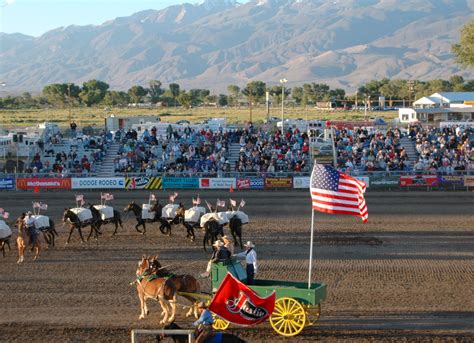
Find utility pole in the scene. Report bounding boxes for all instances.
[68,83,72,124]
[280,78,287,133]
[408,80,415,108]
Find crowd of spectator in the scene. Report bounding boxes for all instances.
[410,125,472,174]
[335,127,409,172]
[26,132,108,176]
[114,125,230,176]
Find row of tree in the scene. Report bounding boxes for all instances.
[0,76,473,110]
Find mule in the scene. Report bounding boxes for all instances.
[203,219,224,252]
[38,218,58,248]
[135,255,177,324]
[1,236,11,257]
[89,204,123,235]
[63,208,100,244]
[15,218,41,263]
[159,322,246,343]
[149,255,200,318]
[124,202,171,235]
[228,216,243,250]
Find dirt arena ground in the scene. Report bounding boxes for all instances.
[0,190,473,342]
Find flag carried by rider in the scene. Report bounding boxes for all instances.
[216,199,226,208]
[76,194,84,202]
[229,199,237,207]
[169,192,178,203]
[209,273,275,326]
[239,199,246,208]
[39,203,48,210]
[33,202,41,209]
[101,193,114,201]
[149,193,156,202]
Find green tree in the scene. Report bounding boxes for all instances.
[148,80,165,103]
[242,81,266,122]
[177,91,192,109]
[227,85,240,107]
[452,19,474,68]
[169,83,180,107]
[79,80,109,106]
[103,91,130,107]
[291,86,304,105]
[218,94,228,107]
[128,85,148,104]
[42,83,68,107]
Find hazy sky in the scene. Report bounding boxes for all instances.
[1,0,229,37]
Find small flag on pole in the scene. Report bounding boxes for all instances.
[33,202,41,209]
[230,199,237,207]
[310,163,368,223]
[102,193,114,201]
[39,203,48,210]
[169,192,178,203]
[239,199,246,208]
[193,196,201,205]
[149,193,156,202]
[217,199,226,208]
[76,195,84,202]
[3,212,9,219]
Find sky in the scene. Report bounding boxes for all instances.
[0,0,211,37]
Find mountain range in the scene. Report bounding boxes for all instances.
[1,0,473,94]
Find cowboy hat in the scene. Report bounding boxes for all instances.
[197,302,208,309]
[244,241,255,248]
[213,240,224,247]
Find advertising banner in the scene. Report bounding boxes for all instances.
[237,177,265,189]
[72,177,125,189]
[199,178,236,189]
[437,175,464,185]
[125,176,162,189]
[293,177,310,189]
[400,175,438,187]
[370,175,400,188]
[237,178,250,189]
[265,177,293,189]
[0,178,15,189]
[355,176,370,188]
[17,178,71,189]
[464,176,474,187]
[162,177,199,189]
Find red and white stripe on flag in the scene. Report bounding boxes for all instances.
[310,163,368,223]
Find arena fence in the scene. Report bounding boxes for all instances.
[130,328,194,343]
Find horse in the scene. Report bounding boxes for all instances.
[89,204,123,235]
[15,217,41,263]
[124,202,171,235]
[159,322,246,343]
[62,208,100,244]
[203,219,224,252]
[148,255,200,318]
[37,218,58,248]
[228,216,243,250]
[1,236,11,257]
[134,255,177,324]
[174,207,197,242]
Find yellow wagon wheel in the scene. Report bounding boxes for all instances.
[304,303,321,326]
[270,297,306,337]
[212,314,230,330]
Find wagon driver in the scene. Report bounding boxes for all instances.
[234,241,257,285]
[193,302,214,343]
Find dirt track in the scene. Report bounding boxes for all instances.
[0,190,473,342]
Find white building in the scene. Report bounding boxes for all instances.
[399,92,474,124]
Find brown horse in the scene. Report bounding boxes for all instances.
[135,255,177,324]
[1,235,11,257]
[148,255,201,318]
[15,217,41,263]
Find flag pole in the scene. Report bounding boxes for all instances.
[308,207,315,289]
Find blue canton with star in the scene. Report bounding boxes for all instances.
[311,164,340,191]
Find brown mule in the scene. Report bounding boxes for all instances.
[135,255,177,324]
[149,255,201,318]
[15,217,41,263]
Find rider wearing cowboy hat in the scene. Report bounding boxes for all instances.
[222,235,234,255]
[200,240,231,278]
[193,302,214,343]
[234,241,257,285]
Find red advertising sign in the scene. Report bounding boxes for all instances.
[16,178,71,190]
[400,175,438,187]
[265,177,293,189]
[209,273,275,326]
[237,178,250,189]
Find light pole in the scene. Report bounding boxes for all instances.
[364,94,371,121]
[280,78,287,133]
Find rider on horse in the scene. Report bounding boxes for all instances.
[24,212,38,248]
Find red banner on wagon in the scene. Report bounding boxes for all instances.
[209,273,275,326]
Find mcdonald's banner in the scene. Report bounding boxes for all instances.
[400,175,438,187]
[125,176,162,190]
[17,178,71,189]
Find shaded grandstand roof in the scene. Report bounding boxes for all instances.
[432,92,474,103]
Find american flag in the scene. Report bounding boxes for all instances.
[101,193,114,201]
[216,199,226,208]
[76,194,84,202]
[39,203,48,210]
[229,199,237,207]
[33,202,41,209]
[149,193,156,202]
[239,199,246,208]
[310,164,368,223]
[169,192,178,203]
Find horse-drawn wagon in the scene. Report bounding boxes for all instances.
[177,259,327,337]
